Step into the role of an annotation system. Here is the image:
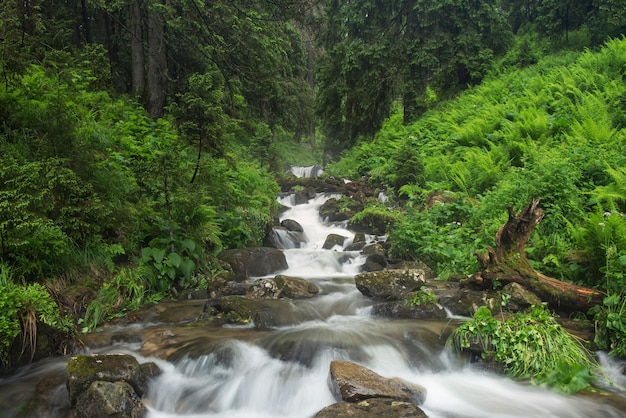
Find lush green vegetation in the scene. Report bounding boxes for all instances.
[451,305,597,394]
[327,37,626,366]
[1,0,626,388]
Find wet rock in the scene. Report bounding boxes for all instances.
[281,219,304,232]
[293,192,310,205]
[438,287,500,317]
[246,278,282,299]
[75,381,145,418]
[207,295,276,325]
[328,360,427,405]
[218,247,288,278]
[355,269,426,301]
[208,280,248,299]
[274,274,319,298]
[266,227,307,249]
[360,253,387,272]
[245,276,319,300]
[362,243,386,257]
[319,196,361,222]
[387,260,436,281]
[254,309,277,330]
[315,398,429,418]
[372,300,447,320]
[502,282,542,311]
[66,354,148,406]
[323,233,348,249]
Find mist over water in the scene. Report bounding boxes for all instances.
[1,188,623,418]
[142,192,622,418]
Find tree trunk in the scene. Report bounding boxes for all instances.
[147,0,167,119]
[466,199,602,312]
[130,1,145,97]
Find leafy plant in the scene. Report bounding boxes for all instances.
[450,305,598,393]
[389,197,485,279]
[407,286,437,307]
[0,265,72,366]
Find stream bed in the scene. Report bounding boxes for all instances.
[1,192,626,417]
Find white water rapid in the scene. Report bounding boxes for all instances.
[0,191,624,418]
[144,193,621,418]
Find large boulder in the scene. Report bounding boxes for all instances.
[245,275,319,299]
[218,247,288,278]
[280,219,304,232]
[274,275,319,298]
[355,269,426,301]
[323,233,348,249]
[315,398,429,418]
[328,360,426,405]
[75,381,145,418]
[66,354,154,406]
[203,295,280,329]
[372,299,447,320]
[246,278,282,299]
[359,243,388,272]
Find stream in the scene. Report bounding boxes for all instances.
[1,184,626,417]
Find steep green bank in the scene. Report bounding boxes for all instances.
[328,37,626,357]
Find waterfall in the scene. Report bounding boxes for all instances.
[288,165,324,178]
[142,193,621,418]
[0,192,623,418]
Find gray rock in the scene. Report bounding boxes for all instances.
[372,300,447,319]
[280,219,304,232]
[218,247,288,278]
[274,274,319,298]
[75,381,145,418]
[66,354,147,406]
[246,278,282,299]
[323,233,348,249]
[328,360,427,405]
[315,398,429,418]
[355,269,426,301]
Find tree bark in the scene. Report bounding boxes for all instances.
[147,0,167,119]
[466,199,602,312]
[130,1,145,97]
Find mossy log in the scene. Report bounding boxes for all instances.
[466,199,602,313]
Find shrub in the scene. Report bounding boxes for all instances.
[450,305,598,393]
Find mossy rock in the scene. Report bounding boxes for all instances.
[66,354,154,406]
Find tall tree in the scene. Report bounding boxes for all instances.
[316,0,512,152]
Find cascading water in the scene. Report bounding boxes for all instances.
[1,192,624,418]
[143,192,622,418]
[288,165,324,178]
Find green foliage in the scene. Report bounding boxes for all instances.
[0,265,72,366]
[407,286,437,307]
[451,305,598,393]
[389,198,486,279]
[333,37,626,285]
[79,266,164,333]
[350,204,403,236]
[140,237,202,291]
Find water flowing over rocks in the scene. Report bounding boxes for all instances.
[3,171,625,418]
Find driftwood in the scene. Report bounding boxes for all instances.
[465,199,602,313]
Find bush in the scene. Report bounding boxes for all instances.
[389,197,485,279]
[450,305,598,393]
[0,265,72,367]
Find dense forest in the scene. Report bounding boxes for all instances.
[1,0,626,380]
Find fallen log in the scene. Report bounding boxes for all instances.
[464,199,602,313]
